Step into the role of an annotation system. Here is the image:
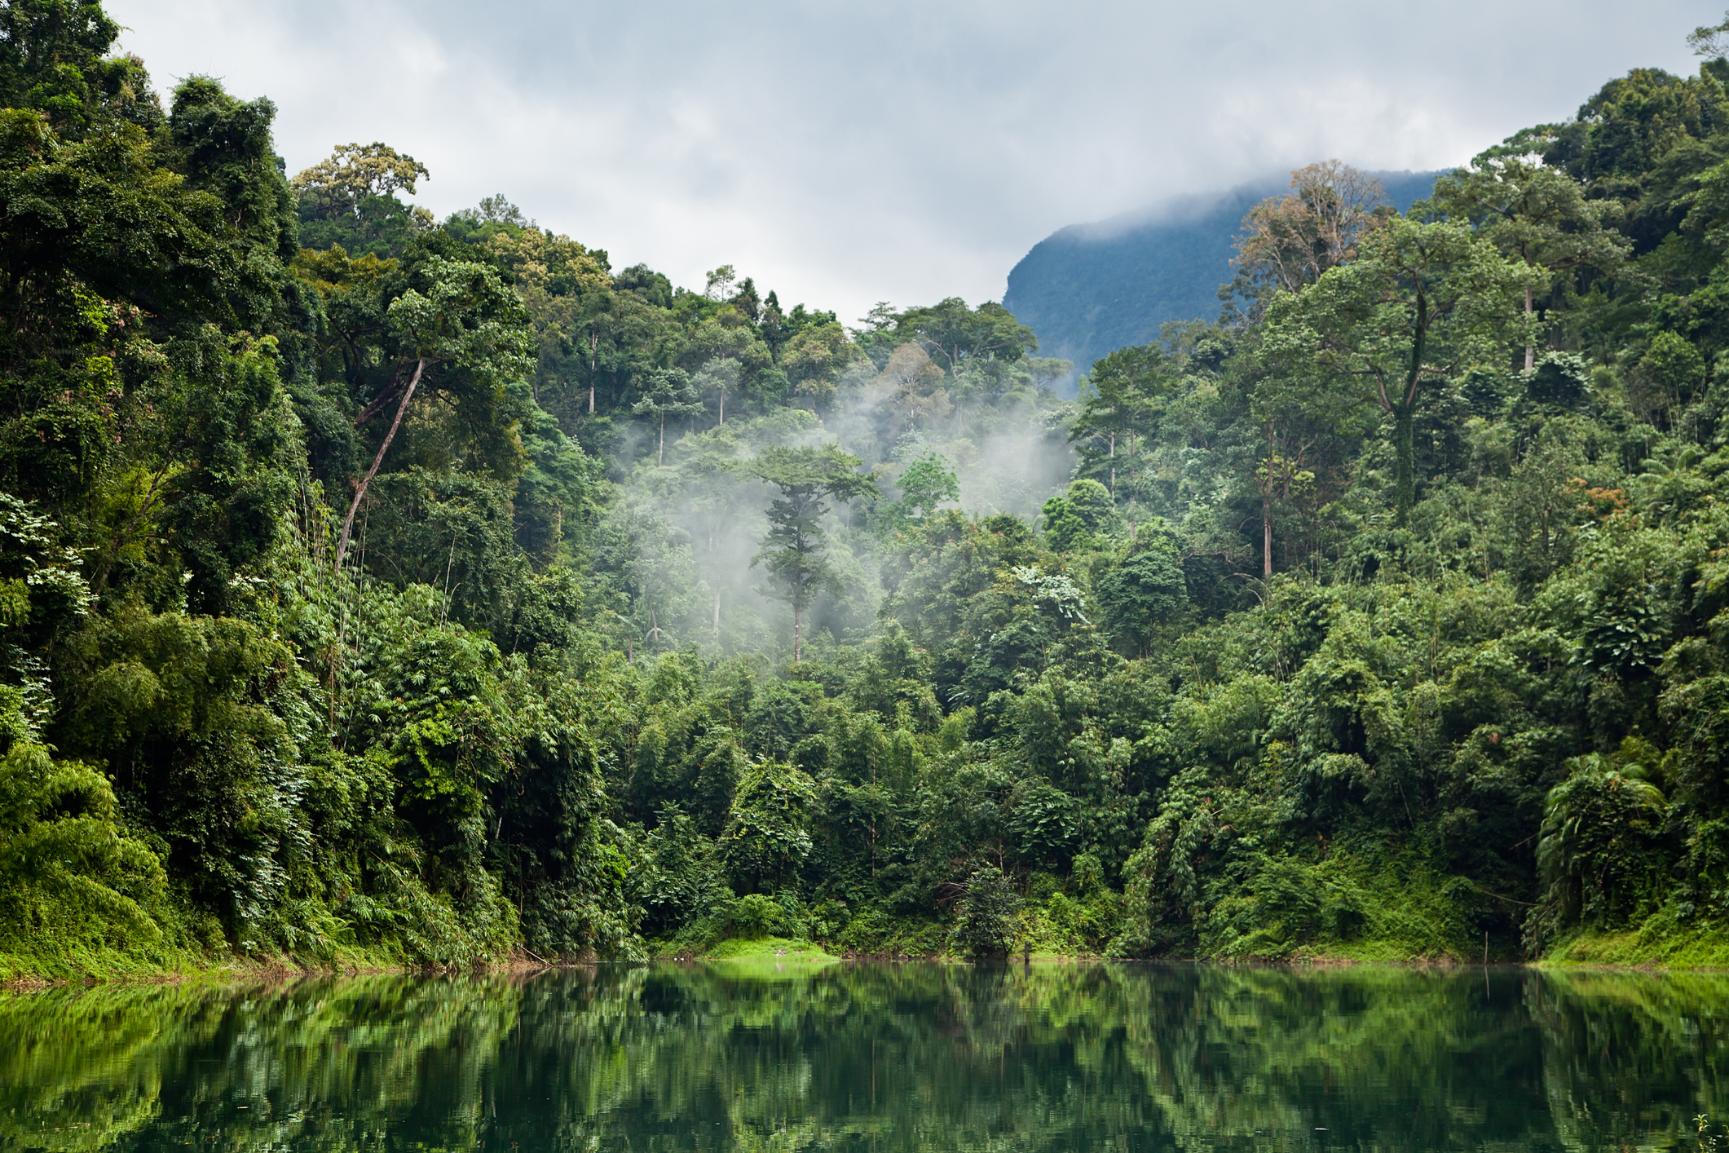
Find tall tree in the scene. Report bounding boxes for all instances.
[573,284,677,416]
[691,356,741,427]
[334,257,531,571]
[1228,161,1389,318]
[292,142,431,254]
[891,453,960,525]
[1427,140,1628,369]
[1072,345,1171,497]
[894,298,1037,374]
[1260,217,1531,521]
[632,367,702,465]
[1243,343,1376,576]
[751,445,873,663]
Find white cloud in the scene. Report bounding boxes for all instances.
[108,0,1714,323]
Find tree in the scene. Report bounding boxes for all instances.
[1245,335,1378,576]
[1532,754,1669,947]
[782,321,860,407]
[704,264,737,300]
[892,453,959,524]
[477,224,611,416]
[1633,331,1706,427]
[293,142,431,254]
[573,283,676,416]
[1095,523,1188,657]
[632,367,702,465]
[951,864,1021,960]
[719,757,818,893]
[894,298,1037,373]
[1690,11,1729,59]
[0,743,168,967]
[334,257,531,571]
[1041,479,1119,552]
[1260,217,1531,521]
[751,445,874,663]
[1228,161,1389,317]
[167,77,297,267]
[0,0,143,136]
[1427,142,1628,369]
[730,276,761,323]
[1072,345,1170,497]
[691,356,741,426]
[759,289,787,359]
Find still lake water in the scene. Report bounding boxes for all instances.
[3,962,1726,1151]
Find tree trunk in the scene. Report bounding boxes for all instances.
[587,335,598,414]
[1524,282,1535,372]
[1263,493,1274,579]
[657,414,665,466]
[335,357,424,572]
[1393,288,1427,525]
[718,391,725,426]
[1393,402,1416,526]
[792,602,802,666]
[1107,431,1116,496]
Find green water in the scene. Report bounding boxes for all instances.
[3,963,1726,1151]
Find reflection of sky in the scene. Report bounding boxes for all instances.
[109,0,1710,322]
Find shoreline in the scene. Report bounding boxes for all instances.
[7,944,1729,992]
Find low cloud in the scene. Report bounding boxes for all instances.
[110,0,1711,322]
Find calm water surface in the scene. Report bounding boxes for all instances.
[3,962,1726,1151]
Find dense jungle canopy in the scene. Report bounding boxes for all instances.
[5,0,1729,975]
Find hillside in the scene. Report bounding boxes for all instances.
[1003,170,1439,382]
[4,0,1729,980]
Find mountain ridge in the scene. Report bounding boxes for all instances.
[1004,169,1442,383]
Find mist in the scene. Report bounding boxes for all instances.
[605,329,1077,660]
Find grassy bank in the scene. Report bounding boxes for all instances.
[11,923,1729,988]
[0,943,559,990]
[1540,915,1729,970]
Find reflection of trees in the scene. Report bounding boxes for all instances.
[2,964,1726,1151]
[0,984,172,1152]
[1531,970,1729,1151]
[1109,966,1558,1152]
[0,976,520,1153]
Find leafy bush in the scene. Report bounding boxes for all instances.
[951,865,1022,961]
[725,893,794,939]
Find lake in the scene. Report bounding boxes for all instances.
[2,962,1725,1151]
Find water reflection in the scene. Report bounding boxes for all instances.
[3,963,1725,1151]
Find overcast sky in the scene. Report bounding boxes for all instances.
[108,0,1716,324]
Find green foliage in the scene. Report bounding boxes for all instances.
[1530,751,1672,950]
[889,453,959,524]
[721,758,819,894]
[6,0,1729,980]
[293,141,430,254]
[0,743,170,976]
[752,444,874,662]
[1260,216,1533,519]
[1040,478,1119,552]
[1095,521,1188,655]
[951,864,1022,960]
[725,893,795,939]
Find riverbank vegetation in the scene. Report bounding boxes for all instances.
[4,0,1729,979]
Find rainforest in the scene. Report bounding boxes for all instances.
[5,0,1729,981]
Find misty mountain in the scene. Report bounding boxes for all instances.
[1003,170,1441,383]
